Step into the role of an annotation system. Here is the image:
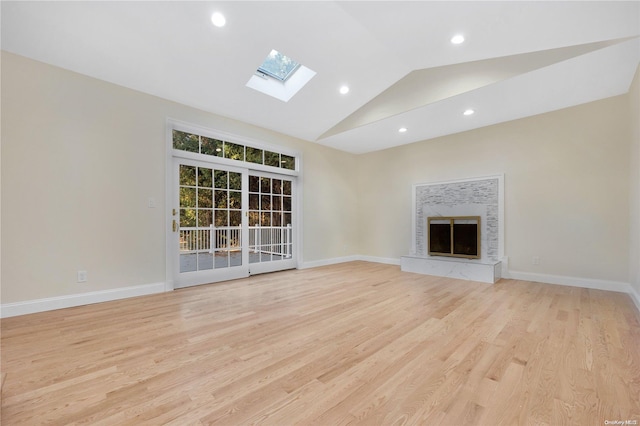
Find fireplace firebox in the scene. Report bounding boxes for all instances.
[428,216,480,259]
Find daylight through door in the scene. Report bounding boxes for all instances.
[173,159,249,288]
[170,124,299,288]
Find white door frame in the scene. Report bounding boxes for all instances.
[165,119,302,291]
[171,157,250,289]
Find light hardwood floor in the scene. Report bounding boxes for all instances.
[2,261,639,425]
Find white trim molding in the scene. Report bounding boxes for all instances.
[300,255,361,269]
[0,282,165,318]
[3,260,638,318]
[300,255,401,270]
[629,286,640,312]
[504,269,632,293]
[504,269,640,313]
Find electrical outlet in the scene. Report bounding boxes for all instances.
[77,270,88,283]
[532,257,540,265]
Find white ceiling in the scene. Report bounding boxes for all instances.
[2,1,639,154]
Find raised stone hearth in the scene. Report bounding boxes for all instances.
[402,175,505,284]
[401,255,501,283]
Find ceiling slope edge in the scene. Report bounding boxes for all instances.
[318,37,633,141]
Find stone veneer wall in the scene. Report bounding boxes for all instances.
[414,177,500,261]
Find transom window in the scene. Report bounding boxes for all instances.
[172,130,296,171]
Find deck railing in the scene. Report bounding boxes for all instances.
[179,225,292,258]
[249,224,292,258]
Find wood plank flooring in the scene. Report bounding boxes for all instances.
[2,261,639,425]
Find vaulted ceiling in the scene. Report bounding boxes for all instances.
[2,1,639,153]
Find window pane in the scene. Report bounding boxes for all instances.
[261,177,271,193]
[180,165,196,186]
[201,137,224,157]
[283,180,292,195]
[249,175,260,192]
[180,254,197,272]
[198,188,213,208]
[215,190,228,208]
[214,170,228,189]
[198,253,214,271]
[246,147,263,164]
[283,196,292,212]
[261,195,271,210]
[198,209,213,227]
[249,211,259,226]
[249,193,259,210]
[281,154,295,170]
[229,191,241,209]
[215,210,228,227]
[273,212,282,226]
[180,187,196,207]
[197,168,212,187]
[230,252,242,267]
[272,179,282,194]
[272,195,282,211]
[229,172,241,190]
[284,213,292,225]
[265,151,280,167]
[173,130,199,153]
[261,212,271,226]
[215,229,228,249]
[180,209,196,227]
[215,252,229,268]
[224,142,244,161]
[229,210,242,227]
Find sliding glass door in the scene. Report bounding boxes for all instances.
[172,159,296,288]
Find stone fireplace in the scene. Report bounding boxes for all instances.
[401,175,504,283]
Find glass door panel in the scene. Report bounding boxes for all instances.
[173,159,248,288]
[247,172,295,274]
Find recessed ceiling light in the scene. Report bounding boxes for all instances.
[398,127,408,133]
[451,34,465,45]
[211,12,226,28]
[339,85,350,95]
[463,109,475,116]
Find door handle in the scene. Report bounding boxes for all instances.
[172,220,178,232]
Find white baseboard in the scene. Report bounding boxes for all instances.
[300,255,361,269]
[300,255,401,269]
[504,270,632,294]
[628,286,640,313]
[358,255,401,266]
[1,282,166,318]
[4,262,639,318]
[504,270,640,314]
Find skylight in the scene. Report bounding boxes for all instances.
[247,49,316,102]
[257,50,300,82]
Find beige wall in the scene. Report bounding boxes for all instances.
[630,65,640,293]
[1,52,358,303]
[357,94,632,284]
[1,51,637,306]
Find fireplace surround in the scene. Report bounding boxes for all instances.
[401,175,504,283]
